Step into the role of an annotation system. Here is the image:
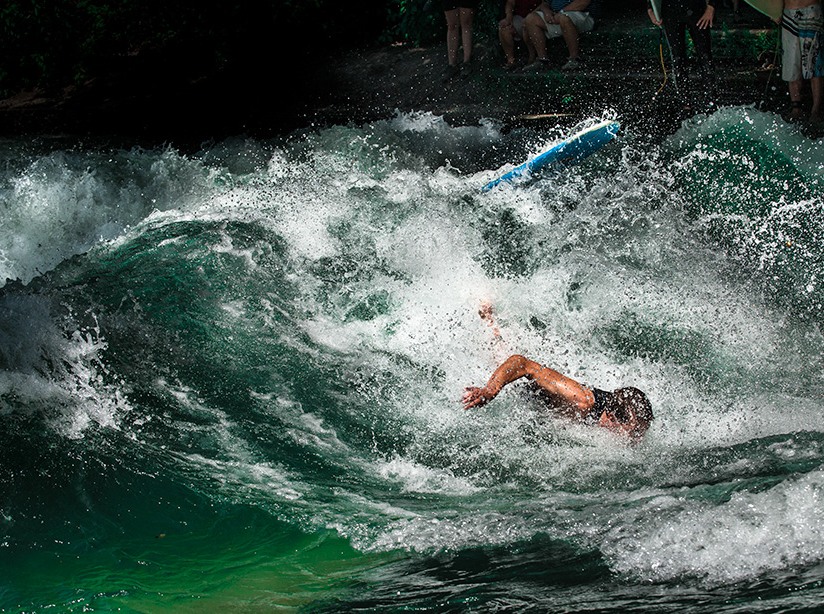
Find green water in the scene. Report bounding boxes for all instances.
[1,108,824,612]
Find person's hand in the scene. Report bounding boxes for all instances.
[647,8,662,26]
[462,386,494,410]
[696,5,714,29]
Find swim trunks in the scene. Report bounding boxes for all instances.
[782,4,824,82]
[586,388,612,422]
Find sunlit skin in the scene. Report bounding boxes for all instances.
[462,354,644,440]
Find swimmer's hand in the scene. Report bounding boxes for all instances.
[462,386,495,410]
[478,301,502,339]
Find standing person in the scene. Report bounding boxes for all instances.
[723,0,741,20]
[521,0,596,72]
[498,0,542,70]
[781,0,823,124]
[463,304,654,443]
[442,0,478,81]
[647,0,716,80]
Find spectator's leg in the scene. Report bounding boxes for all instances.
[780,13,803,119]
[524,11,549,61]
[499,20,517,66]
[811,76,822,122]
[459,7,475,64]
[557,13,580,60]
[445,9,460,66]
[788,79,805,119]
[688,22,713,98]
[689,23,713,71]
[665,20,688,77]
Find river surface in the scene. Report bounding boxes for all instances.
[1,108,823,612]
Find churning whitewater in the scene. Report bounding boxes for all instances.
[1,108,823,611]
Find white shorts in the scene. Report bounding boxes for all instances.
[536,9,594,39]
[513,14,527,39]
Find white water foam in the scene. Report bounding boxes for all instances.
[0,292,129,438]
[0,147,216,285]
[602,468,824,585]
[5,112,823,589]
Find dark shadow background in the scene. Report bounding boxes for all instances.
[0,1,712,143]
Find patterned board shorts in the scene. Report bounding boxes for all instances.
[782,4,824,81]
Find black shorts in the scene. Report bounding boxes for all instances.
[442,0,479,10]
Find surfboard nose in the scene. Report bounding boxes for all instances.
[481,120,621,193]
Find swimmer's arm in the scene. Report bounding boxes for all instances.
[462,354,549,410]
[463,354,526,409]
[462,354,594,417]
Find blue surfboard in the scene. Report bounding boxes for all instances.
[481,120,620,192]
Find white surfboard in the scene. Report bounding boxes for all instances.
[743,0,782,22]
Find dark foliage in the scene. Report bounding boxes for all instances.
[0,0,390,95]
[0,1,651,97]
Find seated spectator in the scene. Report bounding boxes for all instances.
[498,0,542,70]
[522,0,596,72]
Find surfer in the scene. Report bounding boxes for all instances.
[646,0,715,81]
[463,305,654,442]
[781,0,823,124]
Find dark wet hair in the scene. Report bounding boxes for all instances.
[610,387,653,434]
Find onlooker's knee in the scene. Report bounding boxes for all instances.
[557,14,576,31]
[525,12,541,27]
